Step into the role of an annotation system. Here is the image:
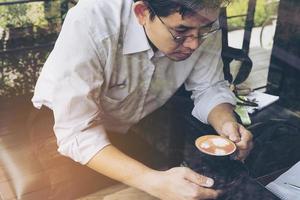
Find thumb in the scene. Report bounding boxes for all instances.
[183,168,214,187]
[221,122,241,143]
[228,131,241,143]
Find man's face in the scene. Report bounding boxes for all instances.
[143,8,220,61]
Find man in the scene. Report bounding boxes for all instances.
[32,0,253,199]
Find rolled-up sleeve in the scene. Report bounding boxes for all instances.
[32,8,110,164]
[185,31,236,124]
[53,73,110,165]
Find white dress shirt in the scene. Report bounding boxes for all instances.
[32,0,236,164]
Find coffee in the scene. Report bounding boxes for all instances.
[195,135,236,156]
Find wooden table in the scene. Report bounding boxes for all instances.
[79,175,281,200]
[78,184,158,200]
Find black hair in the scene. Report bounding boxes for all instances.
[133,0,231,20]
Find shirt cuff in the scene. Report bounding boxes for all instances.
[56,124,111,165]
[192,86,236,124]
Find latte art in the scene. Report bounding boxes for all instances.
[211,138,230,147]
[195,135,236,156]
[214,149,227,155]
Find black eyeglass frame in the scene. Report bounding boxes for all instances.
[147,4,221,45]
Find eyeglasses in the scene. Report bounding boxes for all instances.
[148,5,221,45]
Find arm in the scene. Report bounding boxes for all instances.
[207,103,236,136]
[87,136,220,200]
[185,32,253,161]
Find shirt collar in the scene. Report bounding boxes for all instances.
[123,7,152,55]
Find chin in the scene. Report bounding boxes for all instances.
[166,53,192,61]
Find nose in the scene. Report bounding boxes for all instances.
[182,37,201,50]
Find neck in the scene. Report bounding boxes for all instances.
[143,26,158,52]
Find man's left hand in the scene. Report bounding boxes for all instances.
[219,121,253,161]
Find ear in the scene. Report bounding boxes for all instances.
[132,1,150,26]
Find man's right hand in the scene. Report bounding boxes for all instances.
[87,145,220,200]
[144,167,220,200]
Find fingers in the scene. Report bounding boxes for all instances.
[184,169,220,200]
[220,122,253,161]
[189,183,221,199]
[221,121,241,143]
[181,167,214,188]
[236,125,253,150]
[165,167,220,199]
[236,150,249,161]
[221,122,253,150]
[235,125,253,160]
[228,131,240,143]
[199,187,221,199]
